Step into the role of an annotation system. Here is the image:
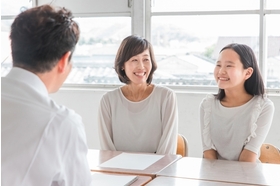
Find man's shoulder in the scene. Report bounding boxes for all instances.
[49,100,82,125]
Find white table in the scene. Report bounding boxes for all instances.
[146,176,246,186]
[157,157,280,185]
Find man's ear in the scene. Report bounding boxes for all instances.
[57,51,71,73]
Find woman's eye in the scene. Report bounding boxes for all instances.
[216,64,221,67]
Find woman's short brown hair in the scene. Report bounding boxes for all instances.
[114,35,157,84]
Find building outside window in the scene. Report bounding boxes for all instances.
[1,0,280,89]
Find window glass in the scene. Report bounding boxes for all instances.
[1,17,131,84]
[151,15,259,86]
[1,20,13,76]
[266,0,280,9]
[67,17,131,84]
[2,1,279,87]
[266,14,280,88]
[1,0,32,15]
[152,0,259,12]
[1,0,31,75]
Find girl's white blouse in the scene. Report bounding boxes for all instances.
[200,94,274,161]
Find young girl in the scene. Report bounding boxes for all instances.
[200,43,274,162]
[98,35,178,154]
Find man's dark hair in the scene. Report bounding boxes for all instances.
[10,4,80,73]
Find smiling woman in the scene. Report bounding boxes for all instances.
[114,35,157,86]
[97,35,179,155]
[121,48,154,102]
[123,50,152,86]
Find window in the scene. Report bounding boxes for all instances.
[68,17,131,84]
[151,15,259,86]
[1,0,280,89]
[266,14,280,88]
[1,0,32,15]
[1,0,32,76]
[1,20,13,75]
[1,0,131,85]
[267,0,280,9]
[152,0,258,11]
[151,0,280,88]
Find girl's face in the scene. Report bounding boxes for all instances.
[123,49,152,85]
[214,49,252,91]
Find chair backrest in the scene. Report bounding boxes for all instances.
[259,143,280,164]
[176,134,188,157]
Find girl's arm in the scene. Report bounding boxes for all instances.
[241,99,274,162]
[203,149,218,160]
[239,149,257,162]
[200,96,217,159]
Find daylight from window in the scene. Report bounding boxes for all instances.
[151,15,260,86]
[1,0,280,88]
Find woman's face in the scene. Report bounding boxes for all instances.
[123,49,152,85]
[214,49,252,91]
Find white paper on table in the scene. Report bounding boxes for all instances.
[98,152,164,170]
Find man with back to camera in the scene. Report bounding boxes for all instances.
[1,5,93,186]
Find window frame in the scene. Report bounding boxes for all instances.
[1,0,280,95]
[145,0,279,94]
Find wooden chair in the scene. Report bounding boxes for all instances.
[176,134,188,157]
[259,143,280,164]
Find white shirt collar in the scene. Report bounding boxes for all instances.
[5,67,49,97]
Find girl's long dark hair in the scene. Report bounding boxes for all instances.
[215,43,264,100]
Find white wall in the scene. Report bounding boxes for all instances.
[50,88,280,157]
